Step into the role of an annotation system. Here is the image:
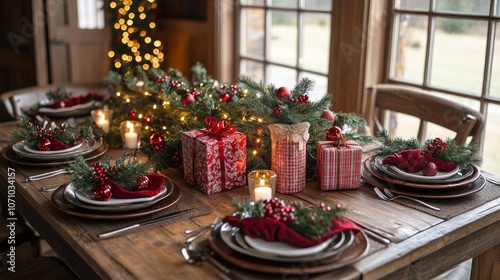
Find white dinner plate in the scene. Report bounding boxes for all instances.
[64,181,172,212]
[374,156,464,183]
[218,223,354,262]
[38,100,97,113]
[243,234,334,257]
[12,138,100,161]
[24,142,83,154]
[388,164,459,180]
[74,182,167,206]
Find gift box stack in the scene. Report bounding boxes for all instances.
[181,117,247,195]
[316,127,362,190]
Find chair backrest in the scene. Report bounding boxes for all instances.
[2,83,111,119]
[365,84,484,145]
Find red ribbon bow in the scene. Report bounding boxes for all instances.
[203,116,236,139]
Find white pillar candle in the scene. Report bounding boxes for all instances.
[96,114,110,133]
[124,123,138,149]
[254,186,273,201]
[254,179,272,201]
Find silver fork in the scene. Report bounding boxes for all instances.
[373,188,440,211]
[26,168,74,182]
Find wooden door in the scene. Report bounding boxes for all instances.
[46,0,110,83]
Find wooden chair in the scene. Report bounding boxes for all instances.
[365,84,484,145]
[1,83,111,120]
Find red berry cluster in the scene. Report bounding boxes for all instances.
[263,198,296,223]
[156,75,169,84]
[424,137,447,156]
[186,88,201,99]
[89,162,117,186]
[271,104,281,117]
[31,123,67,140]
[170,80,184,88]
[220,83,239,95]
[171,151,182,162]
[290,93,309,104]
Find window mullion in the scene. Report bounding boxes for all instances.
[422,14,434,87]
[296,8,303,82]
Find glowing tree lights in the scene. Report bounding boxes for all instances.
[108,0,164,72]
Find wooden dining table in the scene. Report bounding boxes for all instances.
[1,120,499,279]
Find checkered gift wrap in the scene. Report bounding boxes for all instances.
[316,140,362,190]
[268,122,310,194]
[181,129,247,195]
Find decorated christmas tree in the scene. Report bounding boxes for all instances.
[108,0,164,73]
[102,63,373,178]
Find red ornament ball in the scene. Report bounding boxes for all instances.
[251,138,261,146]
[129,110,136,118]
[143,115,151,124]
[135,175,150,190]
[181,93,195,106]
[321,110,336,123]
[220,93,231,102]
[422,162,438,176]
[93,183,112,201]
[276,87,291,99]
[150,132,165,146]
[37,138,51,151]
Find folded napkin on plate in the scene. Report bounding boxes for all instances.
[223,216,360,248]
[50,139,72,150]
[382,149,457,173]
[109,174,165,199]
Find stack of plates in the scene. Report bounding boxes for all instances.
[208,222,369,274]
[51,177,182,219]
[2,138,107,165]
[27,100,102,118]
[362,155,485,199]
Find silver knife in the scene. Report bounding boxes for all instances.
[99,208,194,238]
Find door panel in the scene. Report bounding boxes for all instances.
[47,0,110,84]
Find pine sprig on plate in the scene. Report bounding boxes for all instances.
[70,153,151,192]
[376,130,482,169]
[231,197,346,239]
[12,116,93,149]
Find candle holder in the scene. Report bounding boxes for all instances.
[120,120,142,151]
[248,169,277,202]
[91,109,113,133]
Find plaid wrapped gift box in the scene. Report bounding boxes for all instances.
[316,140,362,190]
[268,122,310,194]
[181,119,247,195]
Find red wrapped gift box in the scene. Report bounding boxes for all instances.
[316,140,362,190]
[181,128,247,195]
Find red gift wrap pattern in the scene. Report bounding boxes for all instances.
[316,140,363,190]
[268,122,310,194]
[181,120,247,195]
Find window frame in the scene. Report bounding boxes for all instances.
[235,1,333,97]
[387,0,500,122]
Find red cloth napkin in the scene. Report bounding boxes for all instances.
[223,215,360,248]
[50,139,71,150]
[382,149,457,173]
[109,174,165,199]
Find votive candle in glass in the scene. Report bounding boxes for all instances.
[91,109,113,133]
[248,169,277,202]
[120,120,142,149]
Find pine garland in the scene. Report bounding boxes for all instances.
[231,197,346,239]
[103,63,374,177]
[376,130,482,169]
[12,116,93,149]
[70,153,151,191]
